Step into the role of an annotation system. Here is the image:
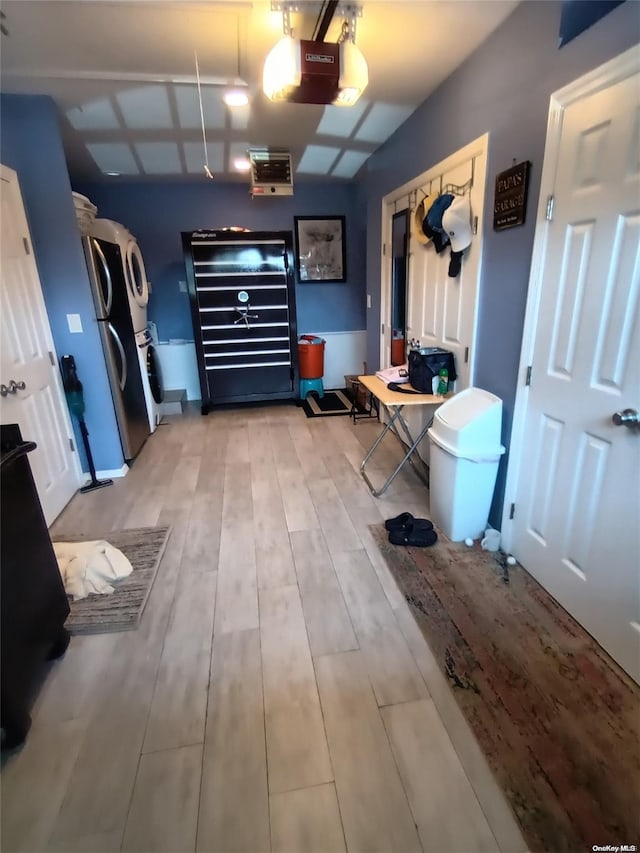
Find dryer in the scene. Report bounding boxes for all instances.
[135,328,164,432]
[90,219,149,332]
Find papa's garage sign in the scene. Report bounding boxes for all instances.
[493,160,531,231]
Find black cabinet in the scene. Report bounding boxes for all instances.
[1,424,70,749]
[182,230,299,412]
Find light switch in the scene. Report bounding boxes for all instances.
[178,280,187,293]
[67,313,83,333]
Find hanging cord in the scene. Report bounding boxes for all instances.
[195,51,214,180]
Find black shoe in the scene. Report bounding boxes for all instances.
[385,512,434,533]
[388,527,438,547]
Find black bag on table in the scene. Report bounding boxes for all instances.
[408,348,457,393]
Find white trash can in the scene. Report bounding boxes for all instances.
[428,388,505,541]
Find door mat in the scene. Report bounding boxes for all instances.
[299,389,353,418]
[53,526,171,634]
[369,523,640,852]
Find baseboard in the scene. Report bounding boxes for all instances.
[93,464,129,479]
[159,388,186,415]
[299,330,367,390]
[156,341,200,401]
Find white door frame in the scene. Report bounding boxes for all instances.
[0,163,83,509]
[500,45,640,550]
[379,133,489,380]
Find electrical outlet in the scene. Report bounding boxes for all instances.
[178,280,187,293]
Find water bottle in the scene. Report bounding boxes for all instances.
[437,367,448,396]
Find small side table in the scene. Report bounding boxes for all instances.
[349,379,379,423]
[356,375,448,497]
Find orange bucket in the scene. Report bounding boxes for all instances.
[298,337,325,379]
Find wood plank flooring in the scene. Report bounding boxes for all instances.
[1,403,525,853]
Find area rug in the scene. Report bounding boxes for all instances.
[300,388,353,417]
[369,523,640,852]
[53,526,171,635]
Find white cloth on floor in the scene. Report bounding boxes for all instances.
[53,540,133,600]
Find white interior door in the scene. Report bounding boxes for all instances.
[0,164,80,525]
[380,135,488,459]
[506,51,640,683]
[381,134,488,391]
[405,161,485,394]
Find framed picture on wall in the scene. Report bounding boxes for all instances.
[294,216,346,282]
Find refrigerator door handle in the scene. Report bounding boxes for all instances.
[93,239,113,315]
[108,322,127,391]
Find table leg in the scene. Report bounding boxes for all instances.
[359,405,431,497]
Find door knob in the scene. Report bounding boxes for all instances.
[612,408,639,429]
[8,380,26,393]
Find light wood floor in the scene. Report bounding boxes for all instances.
[1,404,526,853]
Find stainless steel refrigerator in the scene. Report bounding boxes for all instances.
[82,234,149,461]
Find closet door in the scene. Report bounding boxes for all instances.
[184,231,298,409]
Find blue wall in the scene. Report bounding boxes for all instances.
[74,181,367,343]
[363,0,639,526]
[0,95,125,473]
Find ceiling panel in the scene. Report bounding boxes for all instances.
[0,1,248,79]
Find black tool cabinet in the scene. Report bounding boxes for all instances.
[182,230,299,413]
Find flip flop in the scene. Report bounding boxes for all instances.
[388,527,438,547]
[385,512,434,533]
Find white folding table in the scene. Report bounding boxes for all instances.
[357,374,447,497]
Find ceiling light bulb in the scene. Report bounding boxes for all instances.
[105,171,121,176]
[224,90,249,108]
[234,157,251,172]
[263,35,301,101]
[335,41,368,106]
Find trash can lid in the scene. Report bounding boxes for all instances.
[428,427,505,462]
[431,387,503,455]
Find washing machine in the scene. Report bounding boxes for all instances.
[90,219,149,332]
[135,328,164,432]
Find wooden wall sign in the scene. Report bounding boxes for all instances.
[493,160,531,231]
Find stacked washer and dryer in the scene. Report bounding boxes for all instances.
[90,220,163,435]
[82,217,163,462]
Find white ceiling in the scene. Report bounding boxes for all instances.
[0,0,519,183]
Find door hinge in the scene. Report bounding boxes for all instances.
[381,322,385,335]
[49,351,55,366]
[525,365,532,386]
[545,194,555,221]
[464,346,469,364]
[23,236,30,255]
[382,243,386,256]
[509,503,515,520]
[69,438,75,452]
[472,216,478,235]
